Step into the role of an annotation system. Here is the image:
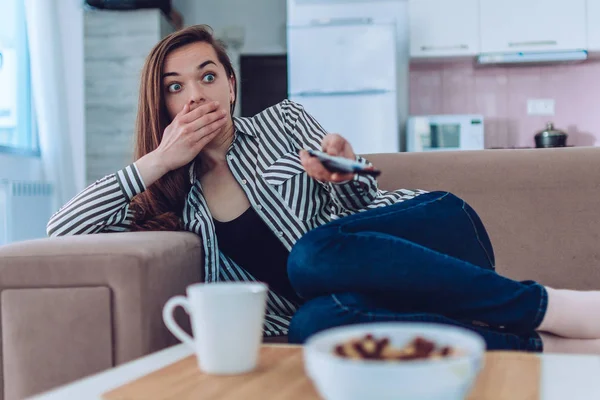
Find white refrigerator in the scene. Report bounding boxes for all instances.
[288,21,399,154]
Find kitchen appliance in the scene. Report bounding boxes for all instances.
[287,18,400,154]
[406,114,485,152]
[534,122,568,148]
[476,50,588,67]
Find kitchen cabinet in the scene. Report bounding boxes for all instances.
[409,0,480,58]
[480,0,587,53]
[588,0,600,51]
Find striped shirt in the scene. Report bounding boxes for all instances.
[47,100,427,337]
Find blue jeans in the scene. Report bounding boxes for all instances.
[286,191,547,352]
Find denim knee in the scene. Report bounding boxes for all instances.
[288,296,324,344]
[288,294,348,344]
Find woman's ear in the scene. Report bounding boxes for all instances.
[229,75,236,104]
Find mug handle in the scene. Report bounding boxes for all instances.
[162,295,194,349]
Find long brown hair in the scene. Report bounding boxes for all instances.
[129,25,237,231]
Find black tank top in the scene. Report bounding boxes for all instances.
[213,207,302,304]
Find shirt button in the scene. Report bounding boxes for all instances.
[276,231,284,237]
[241,179,247,185]
[227,155,234,160]
[256,204,263,210]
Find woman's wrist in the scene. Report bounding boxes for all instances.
[134,151,170,188]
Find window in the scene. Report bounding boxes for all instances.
[0,0,38,155]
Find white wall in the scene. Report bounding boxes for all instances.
[172,0,287,54]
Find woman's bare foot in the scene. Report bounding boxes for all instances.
[540,332,600,354]
[537,287,600,339]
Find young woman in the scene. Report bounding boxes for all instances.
[48,25,600,353]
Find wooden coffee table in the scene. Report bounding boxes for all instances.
[30,344,600,400]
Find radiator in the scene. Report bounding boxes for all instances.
[0,180,54,245]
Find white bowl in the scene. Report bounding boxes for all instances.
[303,322,486,400]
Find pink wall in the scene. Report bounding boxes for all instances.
[409,60,600,148]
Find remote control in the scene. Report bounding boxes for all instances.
[306,150,381,177]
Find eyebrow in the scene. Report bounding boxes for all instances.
[162,60,217,79]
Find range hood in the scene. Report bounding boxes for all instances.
[476,50,588,66]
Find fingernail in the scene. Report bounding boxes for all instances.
[213,101,219,106]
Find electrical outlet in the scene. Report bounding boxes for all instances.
[527,99,555,116]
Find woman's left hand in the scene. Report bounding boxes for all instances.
[300,134,357,183]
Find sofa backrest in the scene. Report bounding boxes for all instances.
[366,148,600,290]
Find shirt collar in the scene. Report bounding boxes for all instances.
[233,116,257,138]
[188,162,197,184]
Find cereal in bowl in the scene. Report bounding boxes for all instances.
[333,334,458,361]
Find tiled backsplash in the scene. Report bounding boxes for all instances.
[410,60,600,148]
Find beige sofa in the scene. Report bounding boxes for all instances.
[1,147,600,399]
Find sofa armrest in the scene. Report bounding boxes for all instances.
[0,232,202,398]
[0,231,203,359]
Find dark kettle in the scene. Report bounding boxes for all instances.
[534,122,568,148]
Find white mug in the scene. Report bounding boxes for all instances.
[162,282,268,375]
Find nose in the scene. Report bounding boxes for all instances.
[187,82,206,107]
